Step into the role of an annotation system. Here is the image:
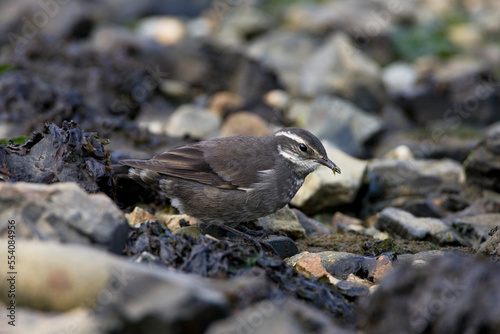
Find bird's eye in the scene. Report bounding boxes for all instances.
[299,143,308,152]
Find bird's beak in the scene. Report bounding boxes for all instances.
[317,157,341,174]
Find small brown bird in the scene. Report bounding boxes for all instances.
[120,127,340,246]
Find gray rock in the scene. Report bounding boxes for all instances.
[246,30,321,94]
[166,103,222,139]
[293,208,330,236]
[364,158,465,214]
[90,25,164,55]
[283,0,413,34]
[445,198,500,223]
[264,235,299,259]
[396,250,468,267]
[373,125,481,162]
[214,6,275,47]
[291,142,367,213]
[452,214,500,249]
[207,298,353,334]
[396,58,499,127]
[360,254,500,333]
[375,207,462,245]
[1,0,95,48]
[477,227,500,260]
[255,205,306,240]
[464,122,500,192]
[289,96,384,157]
[100,267,227,334]
[0,182,129,253]
[299,32,386,110]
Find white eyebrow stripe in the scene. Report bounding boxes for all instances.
[275,131,306,145]
[275,131,322,157]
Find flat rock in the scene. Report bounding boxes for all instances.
[375,207,462,245]
[396,250,469,267]
[287,251,391,282]
[289,96,384,157]
[255,205,306,240]
[0,182,129,253]
[293,208,330,236]
[452,214,500,249]
[291,142,367,213]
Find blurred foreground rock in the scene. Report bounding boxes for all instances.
[207,298,354,334]
[360,254,500,333]
[0,182,129,253]
[0,240,228,333]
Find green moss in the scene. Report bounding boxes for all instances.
[261,0,326,14]
[0,63,17,76]
[0,136,31,146]
[391,20,459,61]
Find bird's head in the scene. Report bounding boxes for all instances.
[273,127,341,175]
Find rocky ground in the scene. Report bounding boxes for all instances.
[1,0,500,333]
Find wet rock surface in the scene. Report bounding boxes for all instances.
[0,0,500,332]
[0,121,111,192]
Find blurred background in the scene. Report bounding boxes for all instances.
[1,0,499,161]
[2,2,500,333]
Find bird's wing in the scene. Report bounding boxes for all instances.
[120,136,276,190]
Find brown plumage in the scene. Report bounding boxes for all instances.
[120,127,340,225]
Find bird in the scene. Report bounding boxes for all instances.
[120,127,340,241]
